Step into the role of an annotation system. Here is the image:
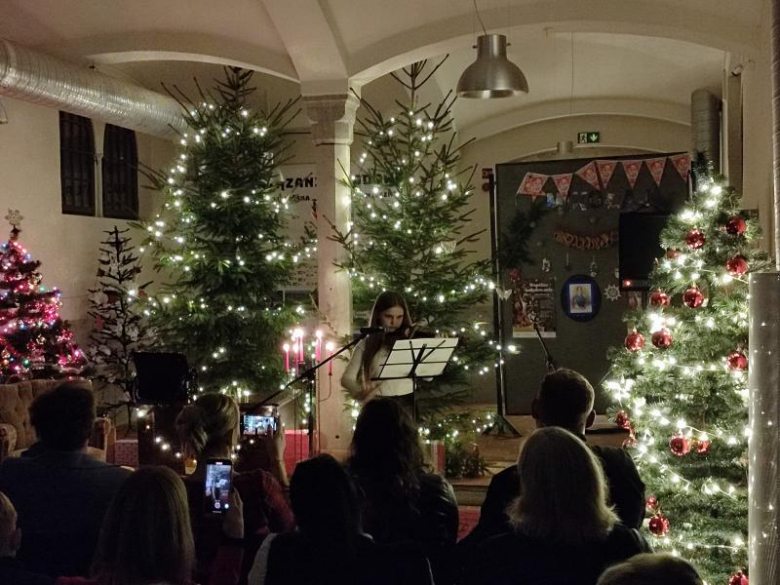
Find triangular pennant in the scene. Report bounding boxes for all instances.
[551,173,573,199]
[595,160,618,187]
[669,154,691,181]
[645,157,667,186]
[622,160,643,188]
[575,161,600,190]
[517,172,548,197]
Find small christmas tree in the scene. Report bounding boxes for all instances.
[140,68,301,400]
[332,59,497,416]
[0,210,85,382]
[605,160,770,583]
[87,226,152,413]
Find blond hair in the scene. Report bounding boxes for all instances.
[175,393,239,459]
[0,492,17,557]
[508,427,618,544]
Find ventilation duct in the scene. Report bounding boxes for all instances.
[0,38,185,138]
[691,89,721,172]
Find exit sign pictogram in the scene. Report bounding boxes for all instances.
[578,132,600,144]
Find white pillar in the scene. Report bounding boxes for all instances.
[304,93,359,458]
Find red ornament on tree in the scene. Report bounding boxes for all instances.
[651,328,672,349]
[670,432,691,456]
[727,255,749,276]
[615,410,631,430]
[685,228,706,249]
[725,216,747,236]
[624,330,645,352]
[682,286,704,308]
[648,513,670,537]
[665,248,681,260]
[695,437,711,455]
[645,496,658,512]
[649,290,670,308]
[729,571,749,585]
[727,350,748,371]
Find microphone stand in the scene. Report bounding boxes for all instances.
[533,323,557,373]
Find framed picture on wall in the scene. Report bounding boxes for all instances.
[561,275,601,321]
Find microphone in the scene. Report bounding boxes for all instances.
[359,326,386,335]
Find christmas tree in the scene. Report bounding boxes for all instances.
[0,210,85,382]
[605,162,769,583]
[331,59,497,415]
[140,68,301,400]
[87,226,152,413]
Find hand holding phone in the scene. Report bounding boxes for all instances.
[204,458,232,515]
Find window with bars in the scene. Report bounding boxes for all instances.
[102,124,138,219]
[59,112,96,215]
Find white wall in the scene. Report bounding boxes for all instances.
[0,96,174,345]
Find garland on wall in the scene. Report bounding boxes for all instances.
[553,229,618,250]
[499,198,549,272]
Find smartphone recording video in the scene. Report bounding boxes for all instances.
[204,459,232,515]
[242,413,278,436]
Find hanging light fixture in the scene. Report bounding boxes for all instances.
[457,0,528,98]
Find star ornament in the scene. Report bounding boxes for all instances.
[5,209,23,229]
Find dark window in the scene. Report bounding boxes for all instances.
[59,112,96,215]
[102,124,138,219]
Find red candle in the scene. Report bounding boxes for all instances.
[283,343,290,373]
[315,330,323,361]
[326,342,335,375]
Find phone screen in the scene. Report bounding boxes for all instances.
[243,414,277,436]
[204,459,232,515]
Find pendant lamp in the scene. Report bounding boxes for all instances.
[456,33,528,98]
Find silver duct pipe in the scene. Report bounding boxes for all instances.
[0,38,185,138]
[691,88,721,172]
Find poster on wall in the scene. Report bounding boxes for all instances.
[512,278,556,338]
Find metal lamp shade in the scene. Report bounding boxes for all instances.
[457,34,528,98]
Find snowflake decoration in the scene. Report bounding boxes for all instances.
[605,284,621,302]
[5,209,23,229]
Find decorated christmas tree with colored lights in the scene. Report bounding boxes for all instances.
[0,211,86,382]
[605,161,769,583]
[140,68,302,399]
[332,59,499,415]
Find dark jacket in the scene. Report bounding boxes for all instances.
[350,471,459,585]
[461,523,651,585]
[0,557,55,585]
[254,532,434,585]
[0,450,131,577]
[460,440,645,551]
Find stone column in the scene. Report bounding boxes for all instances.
[304,93,360,458]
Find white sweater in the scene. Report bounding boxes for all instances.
[341,338,414,400]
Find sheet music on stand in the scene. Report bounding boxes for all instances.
[374,337,459,382]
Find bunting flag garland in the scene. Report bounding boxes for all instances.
[669,153,691,180]
[622,160,643,188]
[576,161,601,190]
[595,160,618,187]
[646,157,667,186]
[517,172,548,196]
[551,173,573,199]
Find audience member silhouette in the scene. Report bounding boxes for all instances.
[346,398,458,584]
[461,369,645,552]
[249,454,433,585]
[597,553,703,585]
[0,383,131,577]
[0,491,53,585]
[461,427,650,585]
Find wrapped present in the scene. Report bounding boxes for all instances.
[283,429,310,476]
[114,438,139,467]
[424,439,446,474]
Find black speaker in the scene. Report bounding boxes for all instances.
[619,213,669,290]
[133,352,190,404]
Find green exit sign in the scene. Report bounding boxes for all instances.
[578,131,600,144]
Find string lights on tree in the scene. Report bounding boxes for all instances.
[606,159,770,584]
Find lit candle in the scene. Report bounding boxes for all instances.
[315,330,323,361]
[326,341,335,375]
[294,328,305,363]
[283,343,290,373]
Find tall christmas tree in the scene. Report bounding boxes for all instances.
[0,210,85,382]
[141,68,300,399]
[332,60,497,415]
[87,226,152,412]
[605,162,769,583]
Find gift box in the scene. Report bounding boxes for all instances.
[283,429,311,475]
[424,439,446,474]
[114,438,139,468]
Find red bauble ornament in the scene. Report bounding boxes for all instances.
[695,437,711,455]
[727,350,748,371]
[670,433,691,456]
[649,290,670,308]
[665,248,681,260]
[725,216,747,236]
[682,286,704,308]
[685,228,706,250]
[645,495,658,512]
[615,410,631,430]
[648,513,670,537]
[624,330,645,352]
[651,328,672,349]
[727,255,749,276]
[729,571,749,585]
[622,435,638,449]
